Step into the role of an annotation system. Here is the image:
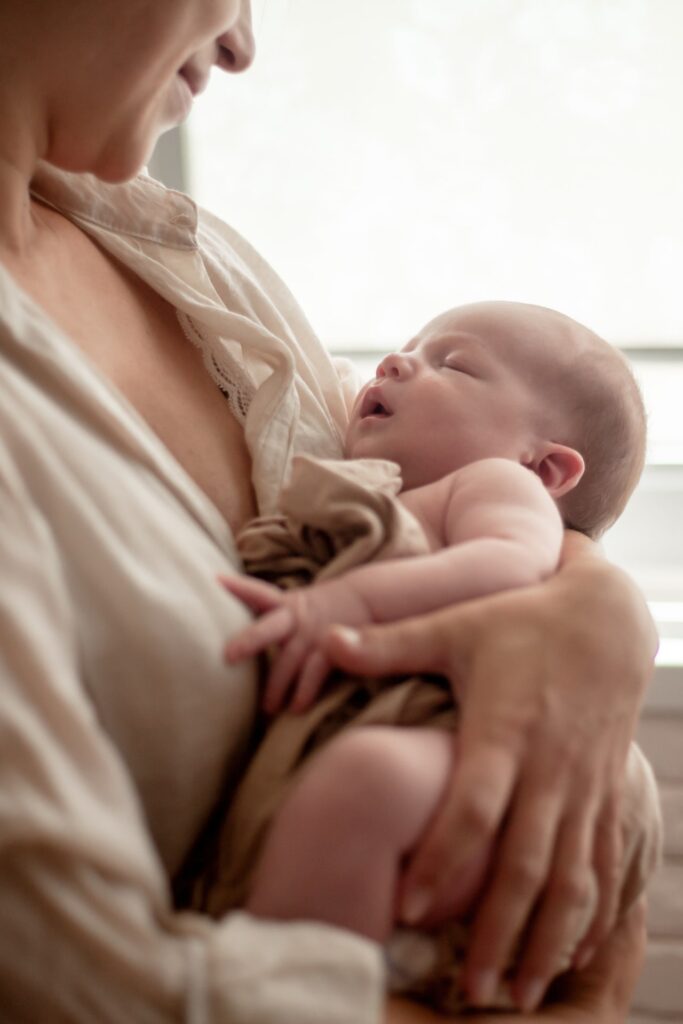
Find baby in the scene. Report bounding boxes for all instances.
[193,301,658,1012]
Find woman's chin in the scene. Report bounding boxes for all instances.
[82,149,153,184]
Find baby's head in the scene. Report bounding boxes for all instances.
[346,301,646,538]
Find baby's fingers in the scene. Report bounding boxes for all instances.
[263,634,311,714]
[219,574,284,612]
[225,605,294,663]
[291,649,331,712]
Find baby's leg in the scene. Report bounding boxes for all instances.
[246,725,453,942]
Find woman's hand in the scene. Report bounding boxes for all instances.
[326,532,656,1011]
[385,899,647,1023]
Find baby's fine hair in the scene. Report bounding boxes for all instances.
[543,315,647,540]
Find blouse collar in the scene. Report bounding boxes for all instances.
[30,162,198,250]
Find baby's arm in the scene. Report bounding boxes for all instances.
[340,457,563,622]
[224,459,563,711]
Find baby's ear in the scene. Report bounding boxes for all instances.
[526,443,585,499]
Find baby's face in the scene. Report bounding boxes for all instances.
[346,301,562,490]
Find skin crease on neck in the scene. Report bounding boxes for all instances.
[0,0,259,534]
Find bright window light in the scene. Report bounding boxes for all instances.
[187,0,683,351]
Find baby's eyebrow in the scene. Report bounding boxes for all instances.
[436,330,485,348]
[421,332,488,356]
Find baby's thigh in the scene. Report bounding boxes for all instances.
[291,725,455,849]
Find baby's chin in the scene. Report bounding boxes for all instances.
[343,431,361,460]
[343,436,374,461]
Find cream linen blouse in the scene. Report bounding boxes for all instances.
[0,166,382,1022]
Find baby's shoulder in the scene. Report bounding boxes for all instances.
[440,459,557,533]
[399,460,522,518]
[443,457,546,500]
[398,476,452,549]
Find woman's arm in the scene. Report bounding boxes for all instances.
[328,532,656,1011]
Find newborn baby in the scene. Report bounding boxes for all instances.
[194,301,659,1013]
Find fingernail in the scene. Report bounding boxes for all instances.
[333,626,361,648]
[519,977,545,1012]
[469,969,498,1007]
[400,886,432,924]
[575,946,595,970]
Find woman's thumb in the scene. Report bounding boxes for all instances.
[324,610,460,677]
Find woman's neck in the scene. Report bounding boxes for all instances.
[0,56,47,255]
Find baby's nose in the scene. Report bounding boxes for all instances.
[376,351,412,379]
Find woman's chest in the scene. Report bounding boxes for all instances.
[13,221,257,532]
[0,338,260,873]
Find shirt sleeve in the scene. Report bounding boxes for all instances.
[0,449,383,1022]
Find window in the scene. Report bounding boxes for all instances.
[151,0,683,667]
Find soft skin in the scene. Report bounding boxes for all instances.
[0,1,656,1022]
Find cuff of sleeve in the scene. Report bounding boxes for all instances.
[206,912,384,1024]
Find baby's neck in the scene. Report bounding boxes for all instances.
[398,477,450,552]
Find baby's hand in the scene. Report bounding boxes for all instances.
[220,575,372,714]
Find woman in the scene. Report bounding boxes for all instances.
[0,0,655,1020]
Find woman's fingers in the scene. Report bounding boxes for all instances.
[462,781,565,1008]
[398,740,516,924]
[509,800,598,1011]
[546,898,647,1020]
[573,793,622,969]
[575,897,647,1012]
[325,612,460,679]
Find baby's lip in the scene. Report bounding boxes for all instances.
[359,384,393,419]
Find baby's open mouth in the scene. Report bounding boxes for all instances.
[360,387,392,419]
